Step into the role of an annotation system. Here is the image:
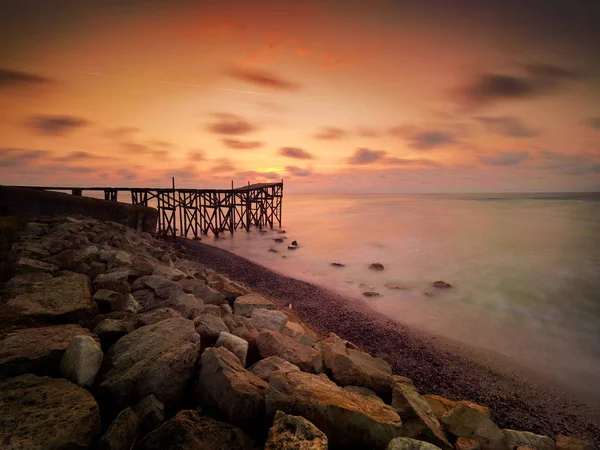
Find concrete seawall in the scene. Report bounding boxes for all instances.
[0,186,158,233]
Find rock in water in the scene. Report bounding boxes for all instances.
[196,347,268,428]
[265,410,328,450]
[60,335,103,389]
[250,356,300,381]
[0,374,101,449]
[441,403,506,450]
[432,281,451,289]
[257,330,323,373]
[502,430,555,450]
[331,262,345,267]
[215,332,249,367]
[137,410,255,450]
[234,293,277,317]
[387,437,443,450]
[385,282,408,290]
[251,308,288,331]
[266,369,403,449]
[97,407,140,450]
[363,291,381,297]
[369,263,385,271]
[98,317,200,415]
[0,324,95,378]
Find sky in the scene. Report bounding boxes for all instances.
[0,0,599,193]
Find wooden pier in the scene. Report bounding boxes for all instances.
[13,182,283,237]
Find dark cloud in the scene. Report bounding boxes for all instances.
[536,151,600,175]
[286,165,312,177]
[278,147,313,159]
[476,116,538,137]
[211,158,236,173]
[188,150,206,161]
[226,67,300,90]
[0,147,46,167]
[222,139,262,150]
[347,148,386,165]
[585,117,600,129]
[0,68,53,87]
[405,130,457,150]
[51,151,106,163]
[262,171,280,180]
[206,113,258,135]
[386,157,441,167]
[26,114,91,136]
[479,151,532,166]
[105,126,140,139]
[458,63,580,107]
[314,127,347,140]
[121,142,168,158]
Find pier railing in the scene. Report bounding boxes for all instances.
[11,182,283,237]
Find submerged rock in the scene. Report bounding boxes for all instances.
[385,282,408,290]
[287,245,298,250]
[331,262,345,267]
[432,281,451,289]
[265,410,328,450]
[369,263,385,271]
[268,248,278,253]
[274,238,285,243]
[363,291,381,297]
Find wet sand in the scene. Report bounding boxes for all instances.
[180,238,600,446]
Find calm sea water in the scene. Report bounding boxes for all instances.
[206,193,600,401]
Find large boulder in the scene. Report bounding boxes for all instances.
[137,410,255,450]
[133,395,165,436]
[502,430,555,450]
[441,403,506,450]
[391,382,451,450]
[196,346,268,428]
[215,332,249,367]
[234,293,277,317]
[266,369,403,449]
[281,320,314,345]
[320,333,393,394]
[98,317,201,415]
[93,269,131,294]
[424,395,490,419]
[94,319,131,349]
[387,437,443,450]
[60,335,103,389]
[265,410,328,450]
[4,273,97,323]
[194,313,229,343]
[257,330,323,373]
[0,374,101,449]
[97,407,140,450]
[0,324,94,378]
[15,256,58,274]
[131,275,182,298]
[250,356,300,381]
[251,308,288,331]
[137,308,182,326]
[555,436,595,450]
[224,314,259,344]
[178,278,226,305]
[152,291,202,319]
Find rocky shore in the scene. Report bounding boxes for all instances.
[0,214,597,449]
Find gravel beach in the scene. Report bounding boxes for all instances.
[180,238,600,446]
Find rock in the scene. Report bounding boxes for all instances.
[257,330,323,373]
[215,332,249,367]
[24,221,46,235]
[387,437,443,450]
[344,385,381,398]
[385,282,408,290]
[331,262,345,267]
[94,319,131,348]
[194,313,229,343]
[93,269,131,294]
[320,333,393,394]
[266,369,402,449]
[424,395,490,420]
[137,308,182,326]
[363,291,381,297]
[98,317,201,415]
[441,403,506,450]
[456,438,482,450]
[0,324,94,378]
[251,308,288,331]
[291,240,298,246]
[105,250,133,270]
[178,278,226,305]
[60,335,103,389]
[287,245,298,250]
[265,410,328,450]
[4,273,97,324]
[137,410,255,450]
[154,290,202,318]
[281,320,313,345]
[432,281,451,289]
[124,293,142,313]
[268,248,278,252]
[369,263,385,271]
[86,311,139,332]
[502,430,555,450]
[198,304,222,317]
[15,257,58,274]
[131,275,181,296]
[0,374,101,449]
[555,436,595,450]
[224,314,259,344]
[12,242,49,259]
[97,407,139,450]
[250,356,300,381]
[209,280,248,302]
[234,293,277,317]
[392,382,451,449]
[133,395,165,436]
[196,347,268,427]
[394,375,416,387]
[152,263,186,281]
[274,238,285,243]
[220,303,233,316]
[94,289,127,312]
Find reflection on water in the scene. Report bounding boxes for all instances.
[206,193,600,401]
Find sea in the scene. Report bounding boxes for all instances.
[204,192,600,402]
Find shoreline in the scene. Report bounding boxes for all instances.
[179,237,600,446]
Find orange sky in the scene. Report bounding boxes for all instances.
[0,0,599,192]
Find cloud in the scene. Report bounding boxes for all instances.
[51,151,106,163]
[0,147,46,167]
[356,128,380,138]
[188,150,206,161]
[405,130,457,150]
[235,170,280,181]
[314,127,347,140]
[121,142,168,158]
[25,114,91,136]
[147,139,174,148]
[206,113,258,135]
[386,157,441,167]
[536,151,600,175]
[211,158,236,173]
[0,68,53,88]
[226,67,300,90]
[585,117,600,130]
[105,126,141,139]
[457,63,580,107]
[278,147,313,159]
[479,151,532,166]
[222,139,262,150]
[476,117,538,137]
[347,148,386,165]
[286,165,312,177]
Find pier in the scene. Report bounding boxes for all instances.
[9,181,283,237]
